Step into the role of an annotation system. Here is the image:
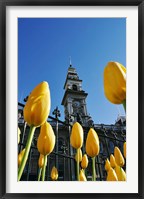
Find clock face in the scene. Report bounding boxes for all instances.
[73,101,80,107]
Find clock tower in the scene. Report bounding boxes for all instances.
[61,63,93,127]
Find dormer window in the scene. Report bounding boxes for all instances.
[72,84,78,91]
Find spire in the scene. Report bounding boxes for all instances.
[69,56,72,67]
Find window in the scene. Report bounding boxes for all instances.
[72,84,77,91]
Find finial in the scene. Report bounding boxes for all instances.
[69,56,72,67]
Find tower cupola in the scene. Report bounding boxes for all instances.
[61,62,93,126]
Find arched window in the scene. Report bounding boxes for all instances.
[72,84,78,91]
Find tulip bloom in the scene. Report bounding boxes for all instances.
[37,154,44,181]
[123,142,126,159]
[86,128,100,158]
[38,154,44,168]
[70,122,83,149]
[18,148,25,167]
[86,128,99,181]
[105,159,111,172]
[37,122,55,181]
[110,154,116,168]
[37,122,55,156]
[18,82,51,181]
[51,166,58,181]
[79,169,87,181]
[103,62,126,107]
[70,122,83,181]
[115,165,126,181]
[75,148,82,163]
[24,81,51,127]
[18,127,21,144]
[114,147,125,167]
[107,167,118,181]
[81,154,88,169]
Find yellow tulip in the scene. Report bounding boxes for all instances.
[86,128,100,158]
[123,142,126,159]
[51,166,58,181]
[38,154,44,181]
[70,122,83,149]
[110,154,116,168]
[79,169,87,181]
[37,122,55,156]
[70,122,83,181]
[75,148,82,162]
[18,127,21,144]
[104,61,126,104]
[105,158,111,172]
[106,167,118,181]
[114,165,126,181]
[38,154,44,168]
[81,154,88,169]
[18,148,25,167]
[114,147,125,167]
[23,81,51,127]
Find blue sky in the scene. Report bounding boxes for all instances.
[18,18,126,125]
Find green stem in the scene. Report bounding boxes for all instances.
[38,168,42,181]
[122,99,126,112]
[18,125,36,181]
[76,149,80,181]
[92,157,96,181]
[42,155,47,181]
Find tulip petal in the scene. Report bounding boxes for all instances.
[24,81,51,127]
[86,128,100,158]
[104,62,126,104]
